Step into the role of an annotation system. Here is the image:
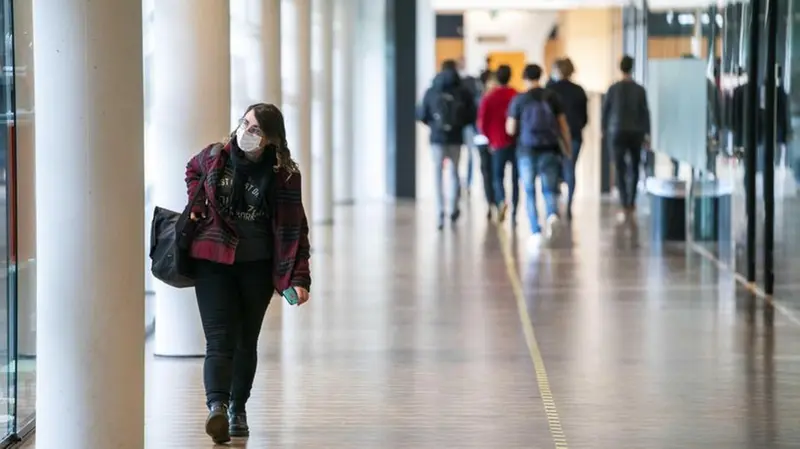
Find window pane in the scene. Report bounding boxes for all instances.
[12,0,36,432]
[0,0,14,438]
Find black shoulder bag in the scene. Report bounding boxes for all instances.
[149,166,208,289]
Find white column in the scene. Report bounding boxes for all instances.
[416,0,436,99]
[262,0,283,105]
[334,0,355,204]
[313,0,334,223]
[691,9,703,58]
[33,0,145,447]
[415,0,436,200]
[295,0,313,219]
[151,1,231,356]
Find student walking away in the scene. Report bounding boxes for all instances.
[457,57,485,196]
[545,58,562,89]
[472,70,497,219]
[478,64,519,224]
[547,58,588,221]
[602,55,651,225]
[185,103,312,444]
[506,64,572,249]
[417,59,477,229]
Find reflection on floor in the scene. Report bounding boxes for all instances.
[20,199,800,448]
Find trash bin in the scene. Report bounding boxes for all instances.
[647,178,687,241]
[691,180,733,242]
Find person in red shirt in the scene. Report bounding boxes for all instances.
[477,65,519,224]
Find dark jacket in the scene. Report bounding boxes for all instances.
[186,142,311,292]
[548,79,588,140]
[731,82,791,147]
[416,70,477,145]
[602,79,651,136]
[461,74,484,109]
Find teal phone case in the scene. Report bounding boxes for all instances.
[282,287,298,305]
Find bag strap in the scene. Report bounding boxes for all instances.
[189,143,221,206]
[190,171,208,205]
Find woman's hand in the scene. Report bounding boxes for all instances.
[294,286,310,305]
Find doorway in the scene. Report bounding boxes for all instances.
[487,51,527,92]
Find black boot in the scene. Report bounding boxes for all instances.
[228,403,250,438]
[450,209,461,224]
[205,401,231,444]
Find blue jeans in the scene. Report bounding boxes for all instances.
[463,125,476,188]
[491,145,519,211]
[431,144,461,217]
[518,150,562,234]
[561,138,582,214]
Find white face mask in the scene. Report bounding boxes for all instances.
[236,125,262,153]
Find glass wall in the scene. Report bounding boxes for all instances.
[639,0,798,303]
[0,0,36,443]
[699,0,796,297]
[0,0,12,439]
[772,0,797,300]
[12,0,35,435]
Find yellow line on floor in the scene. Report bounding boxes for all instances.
[496,227,568,449]
[689,243,800,327]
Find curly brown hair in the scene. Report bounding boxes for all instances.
[229,103,300,173]
[556,58,575,79]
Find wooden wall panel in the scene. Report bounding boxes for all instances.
[435,38,464,71]
[648,37,722,60]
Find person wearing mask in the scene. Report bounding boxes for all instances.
[185,103,312,444]
[478,65,519,224]
[545,58,562,89]
[507,64,572,249]
[417,59,478,229]
[602,55,651,224]
[547,58,588,220]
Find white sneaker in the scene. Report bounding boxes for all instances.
[544,214,561,241]
[527,233,543,252]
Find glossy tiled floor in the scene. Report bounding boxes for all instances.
[21,197,800,448]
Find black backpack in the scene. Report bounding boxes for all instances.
[462,75,484,105]
[431,90,466,133]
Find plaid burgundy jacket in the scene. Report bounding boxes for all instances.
[185,143,311,292]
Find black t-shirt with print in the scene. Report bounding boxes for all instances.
[217,161,272,262]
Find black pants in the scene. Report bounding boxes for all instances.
[610,131,644,208]
[491,144,520,210]
[477,144,495,207]
[195,259,274,410]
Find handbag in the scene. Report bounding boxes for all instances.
[149,170,207,289]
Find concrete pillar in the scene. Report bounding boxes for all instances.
[295,0,314,220]
[415,0,436,200]
[33,0,145,447]
[151,1,231,356]
[416,0,436,99]
[334,0,355,204]
[232,0,281,115]
[313,0,334,223]
[386,0,418,198]
[691,9,703,58]
[262,0,283,106]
